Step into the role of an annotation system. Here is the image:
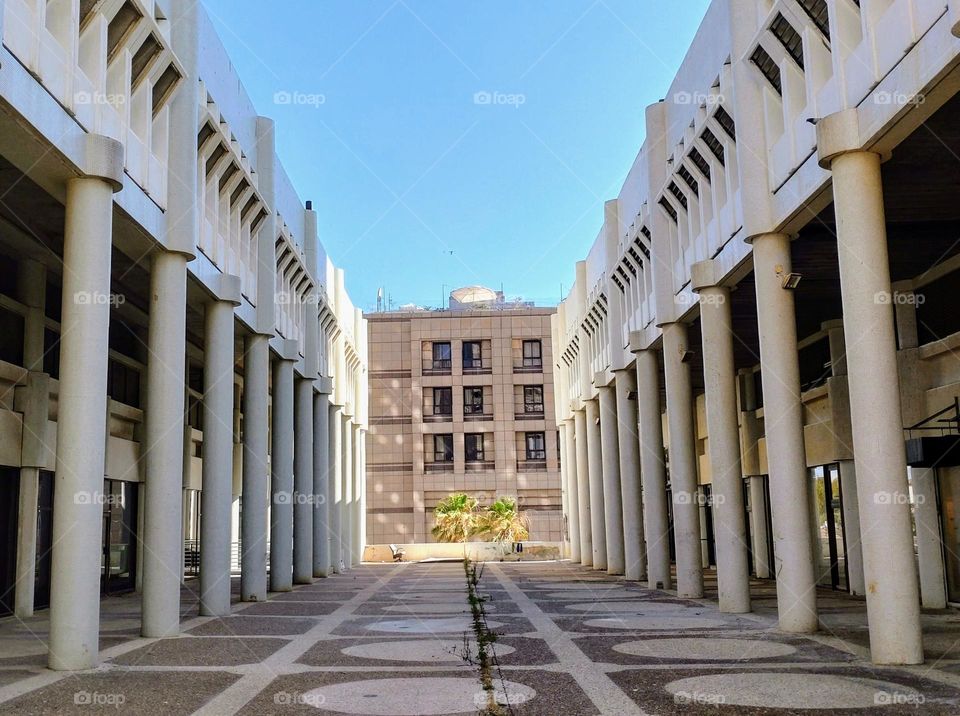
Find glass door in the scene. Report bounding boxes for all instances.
[811,464,847,590]
[939,468,960,602]
[33,471,54,610]
[101,480,138,594]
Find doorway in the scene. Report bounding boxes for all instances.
[0,468,19,616]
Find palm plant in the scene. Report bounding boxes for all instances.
[431,493,480,543]
[478,497,529,544]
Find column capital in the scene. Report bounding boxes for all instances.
[690,259,728,293]
[271,337,300,362]
[68,134,124,192]
[816,108,890,168]
[205,273,242,306]
[315,376,334,394]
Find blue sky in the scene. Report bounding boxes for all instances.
[201,0,712,311]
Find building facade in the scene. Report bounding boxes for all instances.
[554,0,960,666]
[365,296,562,545]
[0,0,367,670]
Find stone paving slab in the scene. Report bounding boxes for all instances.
[0,671,239,715]
[108,636,290,667]
[186,616,317,637]
[236,601,341,617]
[607,665,960,714]
[330,613,536,637]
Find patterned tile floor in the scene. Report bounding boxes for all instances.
[1,562,960,714]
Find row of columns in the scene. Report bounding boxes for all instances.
[559,109,932,666]
[40,135,364,671]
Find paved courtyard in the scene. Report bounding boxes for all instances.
[1,561,960,714]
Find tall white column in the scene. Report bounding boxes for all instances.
[913,468,947,609]
[49,141,123,670]
[241,333,269,601]
[313,390,331,577]
[573,409,592,566]
[613,369,645,582]
[818,119,923,661]
[293,378,314,584]
[329,404,344,572]
[597,384,625,575]
[692,263,751,613]
[199,277,240,617]
[342,416,354,570]
[661,322,703,598]
[15,259,45,618]
[584,398,606,570]
[635,349,671,590]
[270,344,296,592]
[751,231,817,633]
[356,429,366,563]
[141,250,189,635]
[559,422,571,557]
[563,420,582,562]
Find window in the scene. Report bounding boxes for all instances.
[463,341,482,369]
[433,387,453,416]
[465,434,485,462]
[524,385,544,414]
[432,342,451,370]
[522,340,542,368]
[464,387,485,415]
[525,432,546,461]
[434,434,454,463]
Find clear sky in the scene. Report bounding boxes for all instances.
[201,0,712,311]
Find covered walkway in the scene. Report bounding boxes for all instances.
[1,561,960,714]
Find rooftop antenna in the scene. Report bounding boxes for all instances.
[376,287,384,313]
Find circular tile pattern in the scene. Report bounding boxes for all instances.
[365,617,504,634]
[527,581,621,589]
[382,603,476,615]
[584,615,725,630]
[341,639,516,663]
[543,589,630,600]
[387,592,469,601]
[665,673,923,710]
[566,601,687,613]
[614,637,796,660]
[302,677,535,714]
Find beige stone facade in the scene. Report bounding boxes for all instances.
[366,308,562,544]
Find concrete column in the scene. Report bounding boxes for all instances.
[818,115,923,662]
[748,477,771,578]
[141,250,189,635]
[199,277,240,617]
[559,422,571,556]
[342,416,354,570]
[597,384,625,575]
[351,425,363,564]
[584,398,606,569]
[635,349,671,590]
[692,263,751,613]
[329,404,344,572]
[313,390,331,577]
[563,419,582,562]
[270,343,296,592]
[15,259,46,618]
[913,468,947,609]
[751,231,817,633]
[241,333,269,601]
[614,369,645,582]
[573,409,592,566]
[356,429,366,563]
[293,378,314,584]
[661,322,703,598]
[49,141,123,670]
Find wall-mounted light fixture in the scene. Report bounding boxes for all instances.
[776,264,802,289]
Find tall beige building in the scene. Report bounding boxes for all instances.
[365,290,561,545]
